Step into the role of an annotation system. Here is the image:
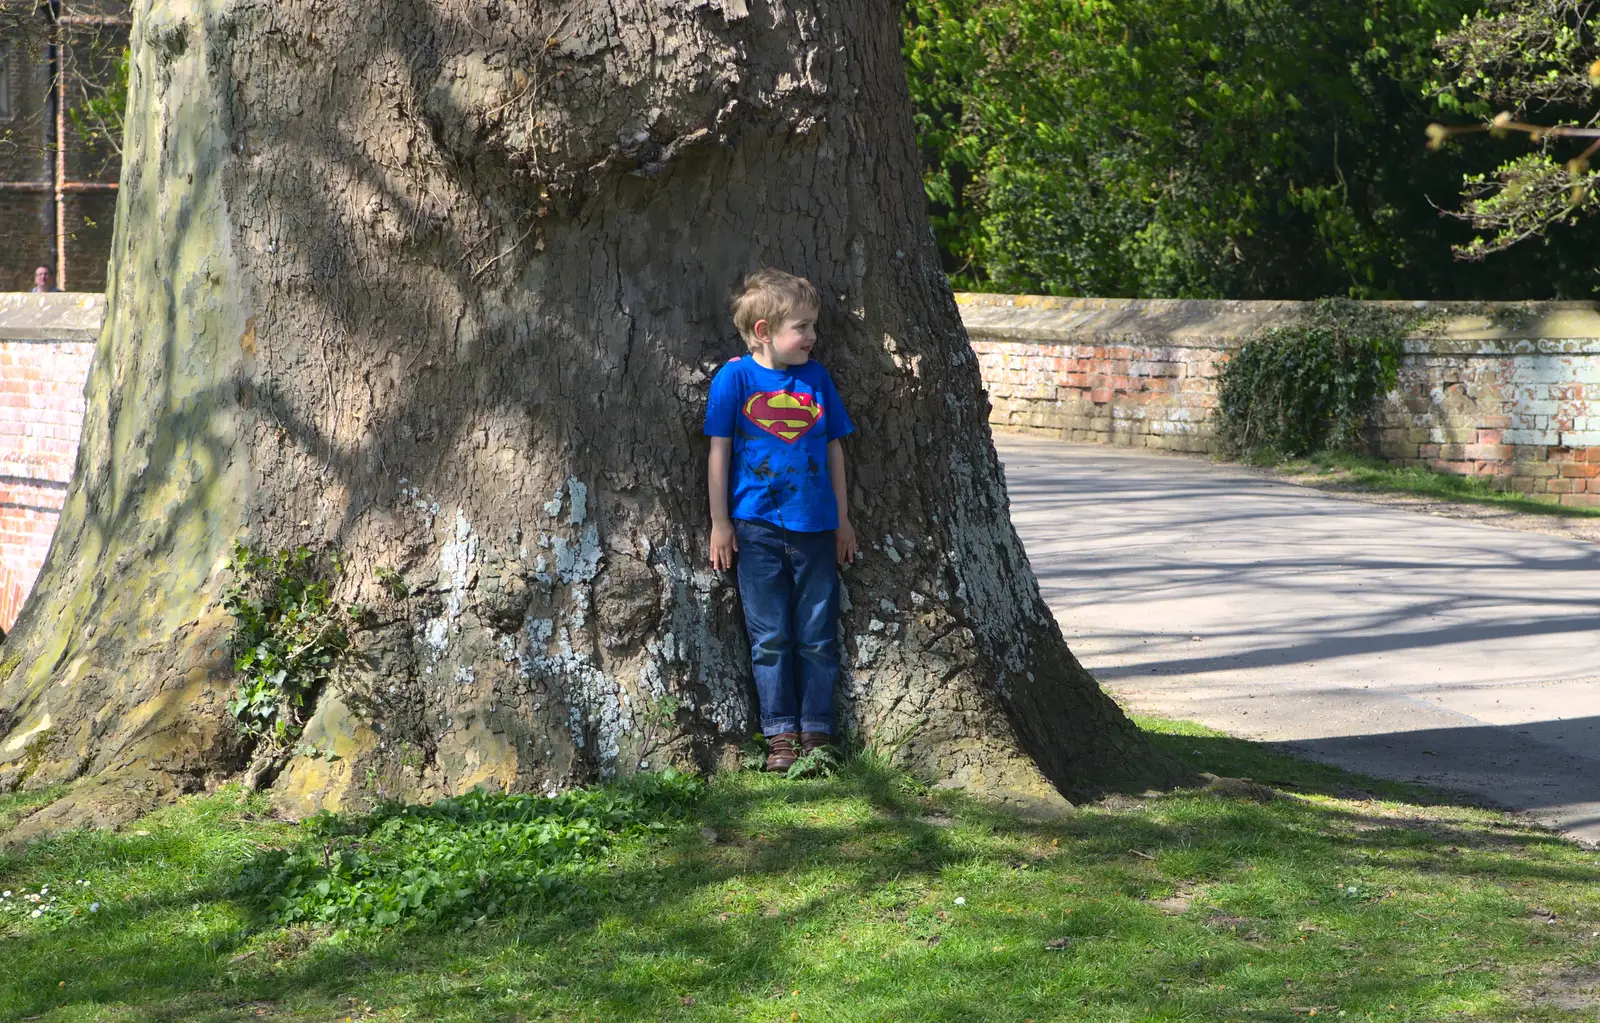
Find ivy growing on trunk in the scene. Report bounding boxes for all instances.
[223,544,353,753]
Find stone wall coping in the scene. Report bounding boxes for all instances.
[956,292,1600,349]
[0,292,107,342]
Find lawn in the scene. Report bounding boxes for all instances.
[2,719,1597,1022]
[1259,451,1600,517]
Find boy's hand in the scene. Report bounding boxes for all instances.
[710,519,738,571]
[836,519,858,565]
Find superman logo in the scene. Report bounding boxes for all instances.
[742,390,822,442]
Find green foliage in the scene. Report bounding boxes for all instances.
[373,565,409,599]
[905,0,1599,299]
[632,693,681,773]
[67,45,128,156]
[784,743,839,780]
[222,543,351,751]
[735,734,840,779]
[1216,301,1421,456]
[738,735,770,772]
[1429,0,1600,260]
[236,771,706,933]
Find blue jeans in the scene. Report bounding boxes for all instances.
[734,519,839,737]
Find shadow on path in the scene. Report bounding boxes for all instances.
[996,435,1600,842]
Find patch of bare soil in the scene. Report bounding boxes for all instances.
[1204,914,1265,940]
[1523,967,1600,1011]
[1150,887,1197,915]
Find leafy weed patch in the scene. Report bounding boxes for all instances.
[223,543,354,751]
[238,770,705,932]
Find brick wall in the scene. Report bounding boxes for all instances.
[962,293,1600,507]
[0,292,100,631]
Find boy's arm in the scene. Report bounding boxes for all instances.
[827,438,857,564]
[708,436,737,570]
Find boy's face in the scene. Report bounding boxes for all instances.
[755,307,818,367]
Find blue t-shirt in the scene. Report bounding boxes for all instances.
[705,356,855,531]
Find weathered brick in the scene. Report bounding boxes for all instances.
[1430,425,1479,444]
[1560,462,1600,478]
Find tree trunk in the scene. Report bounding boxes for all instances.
[0,0,1187,834]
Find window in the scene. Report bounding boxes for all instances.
[0,42,12,121]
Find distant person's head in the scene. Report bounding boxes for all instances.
[729,268,820,366]
[32,266,53,292]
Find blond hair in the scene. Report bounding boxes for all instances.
[729,268,820,349]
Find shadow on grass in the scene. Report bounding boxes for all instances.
[1143,720,1461,805]
[2,738,1596,1022]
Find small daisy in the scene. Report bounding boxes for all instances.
[954,897,966,906]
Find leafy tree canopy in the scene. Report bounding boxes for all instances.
[1429,0,1600,262]
[905,0,1600,299]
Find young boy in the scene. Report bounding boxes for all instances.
[705,269,857,772]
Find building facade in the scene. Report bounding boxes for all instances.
[0,1,129,293]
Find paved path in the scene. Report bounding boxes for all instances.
[996,434,1600,844]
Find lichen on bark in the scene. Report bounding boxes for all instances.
[0,0,1188,836]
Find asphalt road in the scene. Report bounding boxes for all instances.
[996,434,1600,845]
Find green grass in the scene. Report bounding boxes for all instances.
[3,720,1599,1022]
[1251,450,1600,517]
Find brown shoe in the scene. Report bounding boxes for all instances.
[800,731,832,755]
[765,733,800,772]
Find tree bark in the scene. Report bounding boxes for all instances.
[0,0,1188,833]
